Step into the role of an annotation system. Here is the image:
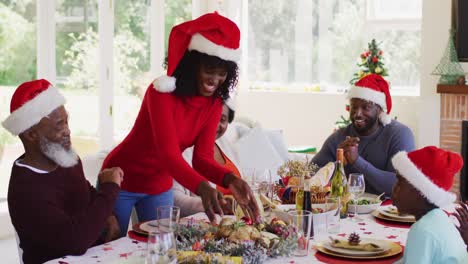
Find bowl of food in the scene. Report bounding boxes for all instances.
[348,194,382,214]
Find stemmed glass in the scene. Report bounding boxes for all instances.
[348,173,365,221]
[240,168,273,219]
[146,231,177,264]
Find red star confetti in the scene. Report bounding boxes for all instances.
[364,232,373,235]
[337,233,347,237]
[119,252,133,258]
[103,246,113,251]
[386,235,398,239]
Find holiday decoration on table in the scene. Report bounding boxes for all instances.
[275,159,319,204]
[175,218,298,264]
[432,30,466,85]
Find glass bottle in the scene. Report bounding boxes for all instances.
[295,173,305,210]
[330,148,349,218]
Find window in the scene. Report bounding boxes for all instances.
[113,0,192,141]
[0,0,193,199]
[243,0,422,94]
[56,0,100,155]
[0,1,37,199]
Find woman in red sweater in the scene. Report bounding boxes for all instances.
[102,12,260,236]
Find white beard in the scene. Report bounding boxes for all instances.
[39,137,79,168]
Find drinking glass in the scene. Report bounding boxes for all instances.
[256,169,274,218]
[146,231,177,264]
[288,210,313,257]
[239,168,271,219]
[157,206,180,232]
[325,197,340,234]
[348,173,365,221]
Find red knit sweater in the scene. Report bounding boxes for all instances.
[102,84,232,195]
[8,158,119,264]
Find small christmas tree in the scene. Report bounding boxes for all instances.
[432,30,465,85]
[350,39,388,84]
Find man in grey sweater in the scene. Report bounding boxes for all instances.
[312,74,415,195]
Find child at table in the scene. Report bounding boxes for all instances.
[391,146,467,263]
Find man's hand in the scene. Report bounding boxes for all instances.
[455,202,468,248]
[338,136,360,165]
[224,174,262,223]
[196,181,226,223]
[98,167,124,187]
[103,215,121,242]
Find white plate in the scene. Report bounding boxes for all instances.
[139,220,160,233]
[348,194,382,214]
[378,205,415,221]
[322,238,391,257]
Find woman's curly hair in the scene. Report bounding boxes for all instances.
[166,50,239,100]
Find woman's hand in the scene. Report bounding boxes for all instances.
[196,181,226,223]
[224,174,262,223]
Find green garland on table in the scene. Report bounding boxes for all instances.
[175,220,298,264]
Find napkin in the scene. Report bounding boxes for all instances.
[330,239,383,252]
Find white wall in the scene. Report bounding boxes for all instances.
[236,0,464,150]
[236,91,420,148]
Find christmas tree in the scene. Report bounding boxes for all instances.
[432,30,465,85]
[350,39,388,84]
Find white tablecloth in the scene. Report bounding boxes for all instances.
[45,211,413,264]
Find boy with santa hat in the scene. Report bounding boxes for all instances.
[392,146,468,263]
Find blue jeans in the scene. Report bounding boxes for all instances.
[114,189,174,237]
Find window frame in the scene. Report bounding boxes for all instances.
[239,0,422,96]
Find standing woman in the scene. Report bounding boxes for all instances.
[102,12,260,236]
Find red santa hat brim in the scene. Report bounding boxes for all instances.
[347,85,391,125]
[2,86,66,135]
[391,151,456,208]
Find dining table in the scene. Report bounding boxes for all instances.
[44,199,450,264]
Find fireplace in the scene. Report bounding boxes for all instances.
[461,121,468,201]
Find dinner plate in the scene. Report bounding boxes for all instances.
[316,240,403,259]
[321,238,390,257]
[378,206,416,221]
[371,210,416,224]
[132,218,205,235]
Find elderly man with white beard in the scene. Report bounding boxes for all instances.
[2,79,123,264]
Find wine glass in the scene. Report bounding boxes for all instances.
[348,173,365,221]
[146,231,177,264]
[256,169,274,218]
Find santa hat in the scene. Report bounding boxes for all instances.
[2,79,66,136]
[347,74,392,125]
[153,12,241,93]
[391,146,463,208]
